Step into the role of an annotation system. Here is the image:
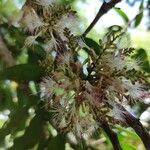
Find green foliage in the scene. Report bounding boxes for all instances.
[0,0,18,22]
[48,134,66,150]
[83,37,102,55]
[115,7,129,23]
[133,48,150,73]
[0,0,149,150]
[134,0,144,27]
[0,64,44,81]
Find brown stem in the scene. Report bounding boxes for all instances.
[100,121,122,150]
[94,107,122,150]
[117,103,150,150]
[82,0,122,37]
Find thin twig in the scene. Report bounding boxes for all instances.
[82,0,122,37]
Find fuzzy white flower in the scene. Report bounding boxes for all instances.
[35,0,58,6]
[117,33,131,49]
[111,102,125,122]
[22,7,43,33]
[122,78,146,99]
[126,57,143,71]
[60,52,73,65]
[40,77,56,99]
[56,14,80,40]
[105,54,126,71]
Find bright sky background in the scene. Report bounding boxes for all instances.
[76,0,148,31]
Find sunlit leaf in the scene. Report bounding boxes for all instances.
[115,7,129,23]
[134,0,144,27]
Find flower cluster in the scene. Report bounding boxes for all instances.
[16,0,80,50]
[19,0,149,138]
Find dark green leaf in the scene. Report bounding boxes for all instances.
[28,44,46,63]
[0,107,29,144]
[48,134,66,150]
[9,113,45,150]
[134,0,144,27]
[133,48,150,73]
[0,64,44,81]
[83,37,101,55]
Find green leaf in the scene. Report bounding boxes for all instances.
[0,64,44,81]
[9,113,46,150]
[83,37,101,55]
[134,0,144,27]
[115,7,129,23]
[0,86,15,111]
[0,107,29,144]
[133,48,150,73]
[28,44,46,63]
[48,134,66,150]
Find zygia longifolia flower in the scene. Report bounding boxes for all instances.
[84,81,104,107]
[104,53,126,71]
[59,52,73,66]
[21,6,43,34]
[121,78,149,99]
[40,77,57,100]
[35,0,59,6]
[56,13,80,40]
[116,33,131,49]
[125,56,143,71]
[110,101,126,122]
[18,0,150,139]
[18,0,79,54]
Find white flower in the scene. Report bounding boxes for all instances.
[35,0,58,6]
[117,33,131,49]
[59,52,73,65]
[105,54,126,71]
[126,57,143,71]
[40,77,56,99]
[112,104,125,121]
[122,78,146,99]
[56,13,80,40]
[21,6,43,33]
[109,101,125,122]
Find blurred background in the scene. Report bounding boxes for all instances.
[0,0,150,149]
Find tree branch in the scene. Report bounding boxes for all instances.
[82,0,122,37]
[117,103,150,150]
[100,121,122,150]
[94,107,122,150]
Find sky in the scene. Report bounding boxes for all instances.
[76,0,148,31]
